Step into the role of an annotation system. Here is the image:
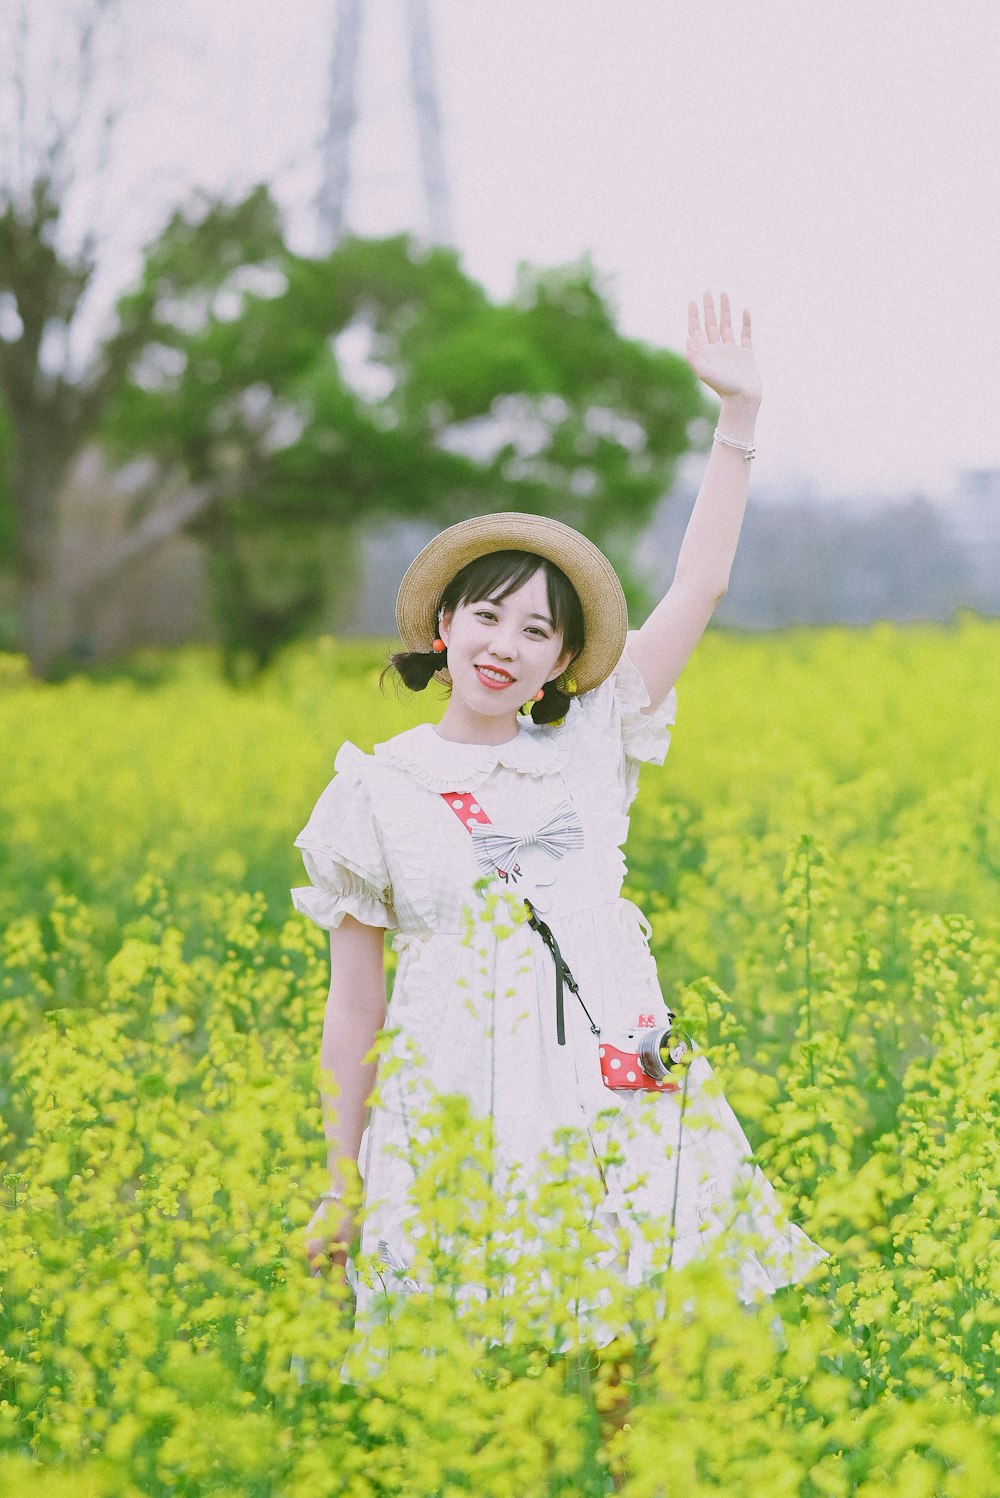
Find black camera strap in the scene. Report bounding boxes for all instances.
[523,899,600,1046]
[439,790,600,1046]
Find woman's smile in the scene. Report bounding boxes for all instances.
[474,664,515,689]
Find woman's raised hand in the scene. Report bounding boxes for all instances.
[685,292,762,408]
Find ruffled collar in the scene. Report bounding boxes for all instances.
[373,718,570,791]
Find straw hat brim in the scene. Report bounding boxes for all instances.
[395,512,627,695]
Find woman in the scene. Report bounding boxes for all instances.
[294,292,824,1341]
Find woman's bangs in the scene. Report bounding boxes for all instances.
[447,551,583,652]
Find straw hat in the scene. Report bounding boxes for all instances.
[395,512,627,694]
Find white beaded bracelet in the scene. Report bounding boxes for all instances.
[320,1189,344,1203]
[714,428,757,461]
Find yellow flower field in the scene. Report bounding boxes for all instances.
[1,617,998,1496]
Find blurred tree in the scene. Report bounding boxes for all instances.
[102,192,706,675]
[0,0,130,672]
[0,0,702,679]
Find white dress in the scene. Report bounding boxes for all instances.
[292,633,825,1334]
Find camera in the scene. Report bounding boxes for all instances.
[598,1020,690,1093]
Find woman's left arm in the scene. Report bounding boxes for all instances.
[627,291,762,714]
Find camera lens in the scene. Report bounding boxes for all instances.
[636,1027,671,1080]
[637,1026,690,1081]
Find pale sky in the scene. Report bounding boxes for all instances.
[46,1,1000,496]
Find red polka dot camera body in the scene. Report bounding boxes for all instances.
[598,1022,690,1093]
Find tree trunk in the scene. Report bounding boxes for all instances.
[13,432,74,676]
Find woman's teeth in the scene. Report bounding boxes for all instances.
[475,666,513,687]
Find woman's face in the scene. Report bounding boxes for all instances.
[439,569,573,721]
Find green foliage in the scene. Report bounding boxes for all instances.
[100,190,704,672]
[1,619,998,1493]
[1,168,700,674]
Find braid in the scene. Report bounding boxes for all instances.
[381,647,447,692]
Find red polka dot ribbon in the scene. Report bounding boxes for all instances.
[440,791,521,881]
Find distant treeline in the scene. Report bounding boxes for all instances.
[639,479,999,630]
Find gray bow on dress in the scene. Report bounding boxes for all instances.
[469,797,585,877]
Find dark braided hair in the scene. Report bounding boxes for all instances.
[381,550,584,725]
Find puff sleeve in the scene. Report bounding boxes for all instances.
[291,742,397,932]
[573,630,677,809]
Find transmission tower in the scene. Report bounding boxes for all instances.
[318,0,453,250]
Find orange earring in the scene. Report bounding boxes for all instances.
[431,638,446,653]
[532,688,544,701]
